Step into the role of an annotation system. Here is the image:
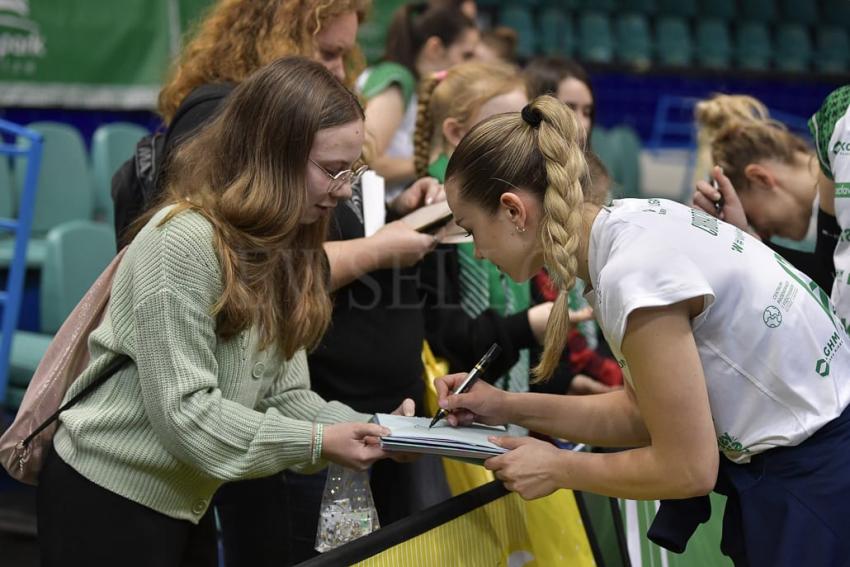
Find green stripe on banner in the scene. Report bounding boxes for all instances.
[836,183,850,198]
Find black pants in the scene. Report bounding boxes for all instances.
[37,448,217,567]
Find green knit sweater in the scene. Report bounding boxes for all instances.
[54,206,366,523]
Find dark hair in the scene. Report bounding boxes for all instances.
[384,2,476,78]
[147,56,364,358]
[523,57,595,128]
[480,27,518,63]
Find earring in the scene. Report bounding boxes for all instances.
[514,225,527,234]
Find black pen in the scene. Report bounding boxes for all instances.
[429,343,502,429]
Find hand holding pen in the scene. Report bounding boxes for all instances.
[431,343,505,428]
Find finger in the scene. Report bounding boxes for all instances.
[695,180,721,201]
[712,166,738,203]
[363,435,382,446]
[491,435,529,450]
[693,192,718,216]
[354,423,391,438]
[484,455,504,471]
[402,398,415,417]
[424,180,441,205]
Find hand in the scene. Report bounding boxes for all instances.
[391,398,416,417]
[321,422,391,471]
[528,302,553,344]
[567,374,615,395]
[485,436,564,500]
[435,373,510,427]
[387,398,420,462]
[370,220,439,269]
[693,166,753,236]
[569,306,594,323]
[389,176,446,216]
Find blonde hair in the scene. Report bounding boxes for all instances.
[445,95,588,380]
[413,61,526,178]
[137,57,364,358]
[158,0,370,124]
[695,94,809,192]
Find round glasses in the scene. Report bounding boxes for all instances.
[310,159,368,195]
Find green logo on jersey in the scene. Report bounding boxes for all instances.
[832,140,850,155]
[718,432,750,455]
[690,209,719,236]
[816,359,831,377]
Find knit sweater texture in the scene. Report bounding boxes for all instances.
[54,206,365,523]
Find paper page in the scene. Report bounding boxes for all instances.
[361,170,386,237]
[375,414,509,451]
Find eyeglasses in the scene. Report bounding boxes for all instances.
[310,159,368,195]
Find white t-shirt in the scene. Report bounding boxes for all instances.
[585,198,850,463]
[810,86,850,330]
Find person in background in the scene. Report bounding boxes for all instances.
[691,93,830,292]
[143,2,440,565]
[524,56,595,135]
[475,27,519,64]
[38,56,410,567]
[438,96,850,566]
[360,2,478,199]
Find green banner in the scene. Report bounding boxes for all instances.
[0,0,197,109]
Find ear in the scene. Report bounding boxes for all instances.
[421,36,446,63]
[442,117,467,150]
[499,192,529,229]
[743,163,777,192]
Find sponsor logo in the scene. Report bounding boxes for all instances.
[690,208,719,236]
[0,0,46,77]
[718,432,750,455]
[832,140,850,156]
[762,305,782,328]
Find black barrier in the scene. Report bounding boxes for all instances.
[297,480,628,567]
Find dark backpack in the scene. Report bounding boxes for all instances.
[110,84,233,248]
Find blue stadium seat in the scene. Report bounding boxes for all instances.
[698,0,736,20]
[695,19,732,69]
[578,12,614,63]
[538,6,574,56]
[735,22,772,71]
[815,26,849,73]
[655,17,693,67]
[656,0,697,18]
[91,122,148,226]
[740,0,776,22]
[774,23,811,73]
[615,13,652,67]
[500,4,536,59]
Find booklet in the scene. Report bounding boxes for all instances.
[374,414,512,462]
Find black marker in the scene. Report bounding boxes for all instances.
[429,343,502,429]
[710,176,724,214]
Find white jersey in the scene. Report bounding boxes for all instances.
[810,86,850,331]
[585,198,850,463]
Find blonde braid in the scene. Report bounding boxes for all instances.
[413,74,441,178]
[530,97,589,381]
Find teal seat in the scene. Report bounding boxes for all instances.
[591,127,622,195]
[608,126,642,199]
[821,0,850,26]
[91,123,148,226]
[656,0,696,18]
[575,0,618,12]
[500,4,535,59]
[695,19,732,69]
[6,220,116,397]
[775,23,811,73]
[740,0,776,21]
[622,0,655,14]
[698,0,736,20]
[815,26,849,74]
[14,122,93,236]
[656,17,692,67]
[0,156,12,219]
[538,6,574,56]
[735,22,772,71]
[616,13,652,67]
[578,12,614,63]
[778,0,818,24]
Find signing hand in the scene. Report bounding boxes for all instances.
[485,436,564,500]
[693,166,753,236]
[435,373,509,427]
[390,176,446,216]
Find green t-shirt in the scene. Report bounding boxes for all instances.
[361,61,416,110]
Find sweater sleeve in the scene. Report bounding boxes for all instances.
[130,213,318,480]
[256,350,370,425]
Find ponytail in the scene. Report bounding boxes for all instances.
[414,73,443,178]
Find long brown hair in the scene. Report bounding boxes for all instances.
[147,56,364,358]
[445,96,588,380]
[159,0,370,124]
